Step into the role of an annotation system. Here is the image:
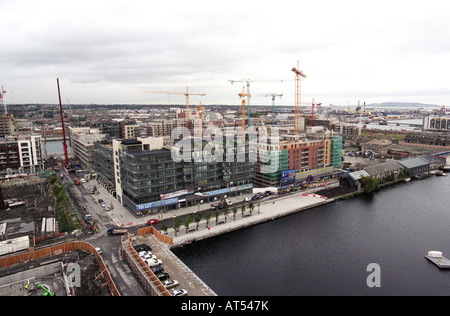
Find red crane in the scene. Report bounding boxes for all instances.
[56,78,69,167]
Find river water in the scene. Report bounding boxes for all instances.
[173,175,450,296]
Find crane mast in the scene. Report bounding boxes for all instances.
[238,86,251,139]
[144,87,206,131]
[56,78,69,167]
[259,93,283,126]
[0,86,6,115]
[229,78,287,130]
[291,61,307,135]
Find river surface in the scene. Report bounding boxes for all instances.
[173,175,450,296]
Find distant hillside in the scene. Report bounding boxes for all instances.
[367,102,436,108]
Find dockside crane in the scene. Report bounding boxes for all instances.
[144,87,206,130]
[291,61,307,135]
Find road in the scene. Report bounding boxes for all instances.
[59,168,146,296]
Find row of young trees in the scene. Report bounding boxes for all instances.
[161,201,260,236]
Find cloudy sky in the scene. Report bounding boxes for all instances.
[2,0,450,107]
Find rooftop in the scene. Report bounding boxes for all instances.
[399,157,429,169]
[364,160,404,176]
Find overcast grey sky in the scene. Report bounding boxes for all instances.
[1,0,450,107]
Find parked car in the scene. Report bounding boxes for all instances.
[141,253,157,260]
[146,258,163,267]
[163,279,179,289]
[251,194,263,201]
[156,272,170,281]
[244,197,251,202]
[98,199,104,204]
[147,219,160,225]
[139,250,152,257]
[151,266,164,274]
[211,201,226,210]
[134,244,152,252]
[172,289,188,296]
[94,247,102,255]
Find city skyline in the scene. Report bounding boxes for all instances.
[2,0,450,106]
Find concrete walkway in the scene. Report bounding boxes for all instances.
[168,189,336,246]
[89,177,339,245]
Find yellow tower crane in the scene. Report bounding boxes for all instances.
[144,87,206,130]
[238,86,251,139]
[291,61,307,135]
[197,101,205,138]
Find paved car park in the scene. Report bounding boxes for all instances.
[131,235,217,296]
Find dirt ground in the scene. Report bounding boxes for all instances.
[0,178,56,238]
[315,185,357,198]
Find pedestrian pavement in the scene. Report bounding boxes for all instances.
[169,187,336,246]
[88,177,339,245]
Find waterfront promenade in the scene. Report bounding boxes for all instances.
[167,185,338,246]
[91,177,340,245]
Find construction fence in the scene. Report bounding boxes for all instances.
[120,233,171,296]
[0,241,120,296]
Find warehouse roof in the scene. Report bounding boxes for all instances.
[349,170,370,181]
[364,160,404,177]
[398,157,429,169]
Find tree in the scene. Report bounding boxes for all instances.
[173,218,181,236]
[360,176,380,194]
[232,206,238,220]
[249,201,254,216]
[205,211,211,228]
[184,216,191,233]
[161,224,168,235]
[215,210,220,225]
[241,204,246,218]
[195,213,202,230]
[224,206,229,222]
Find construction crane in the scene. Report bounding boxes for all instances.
[229,78,288,129]
[301,99,321,127]
[144,87,206,130]
[197,101,205,138]
[238,86,251,139]
[291,61,307,134]
[56,78,69,168]
[259,93,283,126]
[0,86,6,115]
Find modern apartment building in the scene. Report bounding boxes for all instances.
[0,135,43,174]
[253,128,342,187]
[70,127,106,167]
[94,136,254,216]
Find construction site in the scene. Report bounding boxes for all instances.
[0,177,58,243]
[0,242,119,296]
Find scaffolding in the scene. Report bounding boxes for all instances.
[330,136,343,168]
